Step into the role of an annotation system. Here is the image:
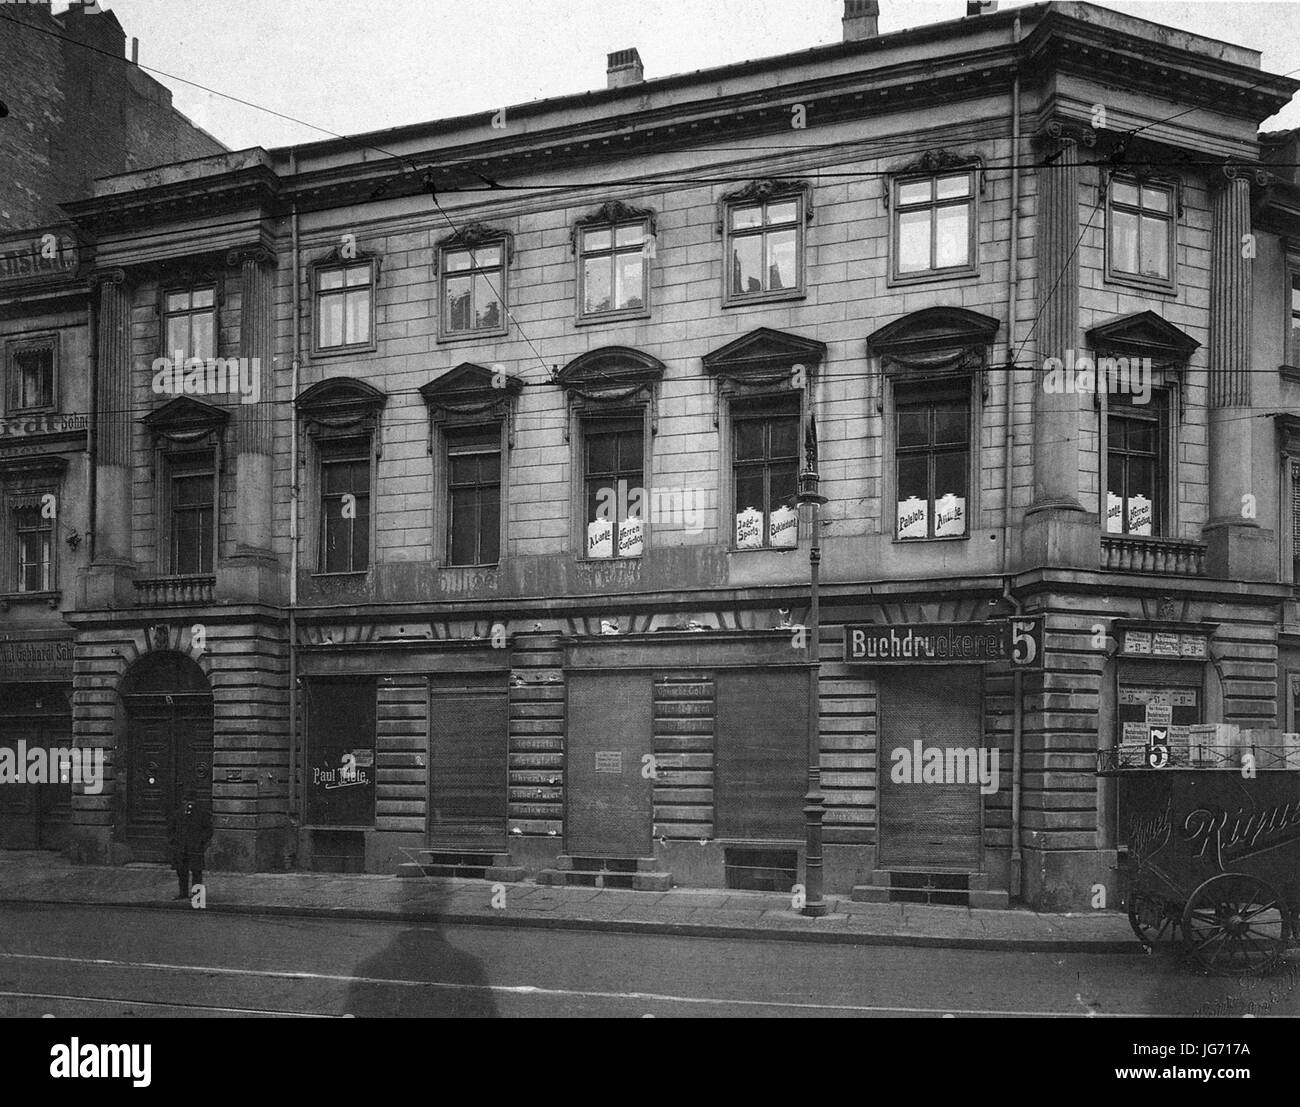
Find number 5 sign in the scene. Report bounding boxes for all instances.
[1006,616,1044,669]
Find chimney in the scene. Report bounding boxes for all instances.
[842,0,879,42]
[967,1,998,14]
[607,48,644,89]
[131,37,139,64]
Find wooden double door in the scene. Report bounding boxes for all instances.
[124,694,213,861]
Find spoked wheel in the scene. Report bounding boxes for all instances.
[1128,889,1180,950]
[1181,873,1290,976]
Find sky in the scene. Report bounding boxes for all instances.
[43,1,1300,150]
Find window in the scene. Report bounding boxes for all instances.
[1108,178,1174,286]
[6,339,56,413]
[446,426,501,566]
[892,171,976,280]
[14,503,52,592]
[315,263,374,351]
[733,400,800,549]
[726,196,802,300]
[167,453,215,575]
[579,222,647,319]
[1107,395,1166,536]
[163,287,216,361]
[895,387,970,540]
[583,419,644,558]
[441,244,505,338]
[318,439,370,573]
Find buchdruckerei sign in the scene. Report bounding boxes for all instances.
[844,619,1042,667]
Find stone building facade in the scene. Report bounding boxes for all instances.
[8,1,1300,909]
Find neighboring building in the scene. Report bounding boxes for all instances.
[33,1,1300,909]
[0,0,224,848]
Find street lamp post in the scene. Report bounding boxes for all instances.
[797,456,829,918]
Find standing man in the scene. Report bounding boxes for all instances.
[166,788,212,900]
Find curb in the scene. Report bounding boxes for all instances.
[0,895,1144,954]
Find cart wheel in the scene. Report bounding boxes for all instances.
[1181,873,1290,976]
[1128,890,1179,949]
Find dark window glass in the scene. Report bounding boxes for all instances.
[319,441,370,572]
[15,505,52,592]
[733,402,800,549]
[169,454,215,575]
[447,426,501,566]
[1106,396,1164,536]
[584,419,644,558]
[9,344,55,411]
[894,389,970,539]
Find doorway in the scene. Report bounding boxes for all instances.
[120,652,214,862]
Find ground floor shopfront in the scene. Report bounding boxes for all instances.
[12,576,1286,911]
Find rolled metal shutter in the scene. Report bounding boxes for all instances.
[877,665,982,869]
[715,669,808,840]
[428,674,508,848]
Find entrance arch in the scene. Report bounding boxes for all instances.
[120,652,214,861]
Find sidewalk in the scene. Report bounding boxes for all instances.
[0,852,1138,952]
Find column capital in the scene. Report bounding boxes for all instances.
[1033,119,1097,149]
[225,244,276,269]
[1214,163,1269,191]
[89,267,128,289]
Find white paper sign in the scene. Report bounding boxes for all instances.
[896,496,927,539]
[586,520,613,559]
[617,517,644,557]
[1106,491,1124,533]
[934,493,966,537]
[1127,493,1152,535]
[769,505,798,548]
[735,507,763,549]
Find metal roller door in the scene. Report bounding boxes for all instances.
[715,669,808,840]
[877,665,983,869]
[428,674,508,849]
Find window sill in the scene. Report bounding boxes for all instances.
[1103,271,1176,297]
[439,562,501,570]
[887,266,979,288]
[575,309,651,328]
[892,534,971,544]
[577,555,643,564]
[311,341,377,360]
[0,590,60,606]
[437,326,508,345]
[310,570,369,579]
[729,544,801,553]
[722,288,806,309]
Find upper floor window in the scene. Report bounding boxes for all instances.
[167,452,215,576]
[441,243,506,339]
[14,501,53,593]
[319,437,371,573]
[733,398,800,550]
[315,262,374,352]
[895,385,970,540]
[5,336,56,414]
[726,196,803,302]
[584,418,644,559]
[163,286,216,361]
[1107,178,1174,288]
[892,171,976,281]
[1106,394,1166,537]
[446,425,501,567]
[579,222,648,319]
[1288,272,1300,367]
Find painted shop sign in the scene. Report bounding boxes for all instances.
[843,618,1043,667]
[0,228,81,288]
[0,636,74,680]
[1121,629,1209,659]
[0,412,89,440]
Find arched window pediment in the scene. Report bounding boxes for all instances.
[555,347,665,439]
[866,307,1000,376]
[295,376,387,450]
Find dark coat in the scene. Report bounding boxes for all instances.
[166,800,212,862]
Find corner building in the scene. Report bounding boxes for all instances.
[44,2,1300,909]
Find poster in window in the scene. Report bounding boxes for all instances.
[1127,493,1153,535]
[617,517,644,557]
[735,506,763,549]
[1106,491,1124,533]
[934,493,965,537]
[305,678,376,826]
[587,519,613,559]
[897,495,927,539]
[768,504,798,548]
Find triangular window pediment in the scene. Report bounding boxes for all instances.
[140,395,231,446]
[1086,311,1199,367]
